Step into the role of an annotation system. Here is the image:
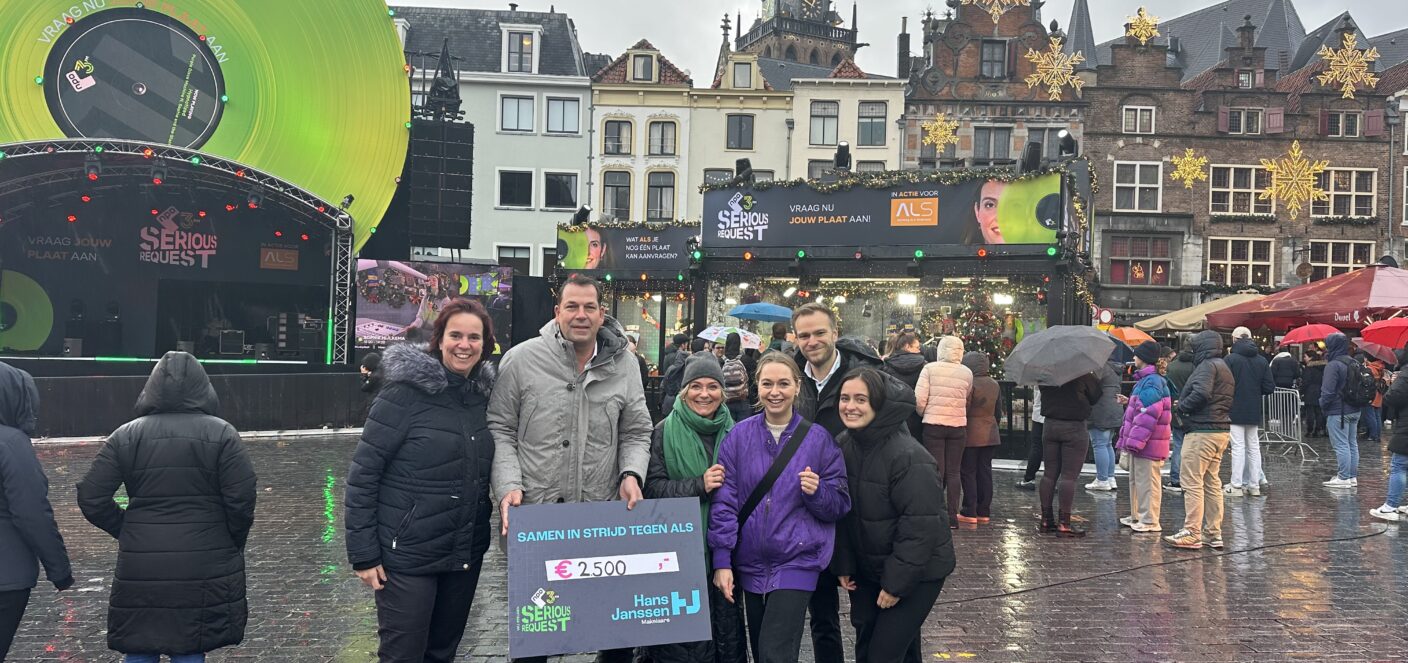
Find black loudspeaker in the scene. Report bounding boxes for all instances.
[406,119,474,249]
[510,276,553,347]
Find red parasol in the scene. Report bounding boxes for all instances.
[1352,338,1399,364]
[1205,265,1408,332]
[1276,323,1341,347]
[1360,318,1408,350]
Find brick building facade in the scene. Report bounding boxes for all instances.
[1084,17,1398,322]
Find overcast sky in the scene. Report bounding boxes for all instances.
[391,0,1405,81]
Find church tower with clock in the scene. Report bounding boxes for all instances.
[736,0,860,68]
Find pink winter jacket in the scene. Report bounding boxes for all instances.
[915,337,972,427]
[1116,365,1172,461]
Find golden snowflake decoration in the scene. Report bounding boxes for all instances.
[1316,32,1380,99]
[1169,149,1208,189]
[1024,36,1085,101]
[1125,7,1161,46]
[921,114,960,150]
[961,0,1030,23]
[1258,141,1328,220]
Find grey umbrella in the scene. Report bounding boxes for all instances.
[1003,325,1117,386]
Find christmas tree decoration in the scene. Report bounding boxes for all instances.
[1024,36,1085,101]
[954,279,1008,373]
[1124,7,1160,46]
[1169,148,1208,189]
[1258,140,1328,221]
[921,113,960,151]
[961,0,1030,23]
[1316,32,1380,99]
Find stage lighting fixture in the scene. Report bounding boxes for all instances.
[300,233,310,241]
[81,195,92,203]
[274,230,284,237]
[735,158,754,184]
[854,250,864,260]
[84,155,101,181]
[225,204,237,212]
[197,210,207,218]
[235,169,246,177]
[340,194,355,210]
[247,191,264,209]
[142,147,154,158]
[67,215,77,223]
[150,209,159,216]
[833,141,851,171]
[1057,129,1078,158]
[977,247,989,258]
[914,249,925,259]
[150,159,167,185]
[571,205,592,226]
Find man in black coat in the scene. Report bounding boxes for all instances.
[77,352,257,658]
[1270,350,1301,389]
[1165,331,1234,551]
[0,362,73,660]
[789,302,886,663]
[658,333,689,378]
[1224,327,1274,496]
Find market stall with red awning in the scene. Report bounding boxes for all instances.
[1204,265,1408,333]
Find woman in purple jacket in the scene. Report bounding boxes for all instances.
[1116,341,1173,534]
[709,353,850,663]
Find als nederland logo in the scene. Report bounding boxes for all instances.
[716,191,769,241]
[67,56,97,92]
[889,195,939,227]
[138,207,219,269]
[518,588,572,633]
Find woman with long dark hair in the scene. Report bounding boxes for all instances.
[345,298,498,662]
[831,367,954,663]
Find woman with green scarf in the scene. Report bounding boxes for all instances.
[644,354,747,663]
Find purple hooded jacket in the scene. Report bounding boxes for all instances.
[1116,365,1172,461]
[708,413,850,595]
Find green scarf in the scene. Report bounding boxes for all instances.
[663,393,734,531]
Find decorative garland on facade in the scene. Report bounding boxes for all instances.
[697,165,1068,194]
[558,219,701,232]
[1199,281,1278,295]
[1311,215,1377,227]
[1209,214,1278,225]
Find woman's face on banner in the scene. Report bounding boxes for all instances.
[974,180,1007,244]
[585,228,605,269]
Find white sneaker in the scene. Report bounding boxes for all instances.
[1323,477,1354,488]
[1119,516,1136,528]
[1350,477,1358,486]
[1085,478,1106,490]
[1104,478,1117,490]
[1131,521,1163,533]
[1369,505,1401,522]
[1397,505,1408,514]
[1247,485,1261,497]
[1224,484,1244,496]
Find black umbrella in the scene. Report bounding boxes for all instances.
[1003,325,1117,386]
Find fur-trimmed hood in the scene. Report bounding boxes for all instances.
[381,343,497,396]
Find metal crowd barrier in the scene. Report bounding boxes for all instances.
[1261,387,1316,461]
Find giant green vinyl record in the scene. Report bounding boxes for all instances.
[0,0,409,250]
[0,270,55,352]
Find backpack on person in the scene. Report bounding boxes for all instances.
[1337,356,1378,408]
[722,356,750,402]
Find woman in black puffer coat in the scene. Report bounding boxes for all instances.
[345,299,497,663]
[831,367,955,663]
[77,351,257,660]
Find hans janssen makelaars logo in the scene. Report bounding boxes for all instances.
[610,589,701,624]
[716,191,769,241]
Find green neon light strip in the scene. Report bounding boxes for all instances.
[326,307,334,365]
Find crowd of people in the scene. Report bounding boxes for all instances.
[2,273,1406,663]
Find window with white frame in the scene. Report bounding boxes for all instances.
[1122,106,1154,134]
[601,171,631,219]
[1237,70,1253,88]
[980,40,1007,79]
[754,170,775,181]
[1312,169,1375,217]
[1114,162,1161,212]
[1327,111,1361,137]
[807,160,830,179]
[1227,108,1262,135]
[545,98,580,134]
[507,32,535,73]
[500,96,534,132]
[604,120,632,155]
[732,62,752,89]
[646,172,675,221]
[543,172,577,209]
[1206,237,1273,286]
[857,102,886,146]
[497,245,532,275]
[648,121,676,156]
[1308,240,1374,281]
[972,126,1012,165]
[633,54,654,81]
[856,161,886,172]
[1210,166,1272,215]
[726,115,754,150]
[497,170,533,208]
[1107,235,1173,286]
[810,101,839,146]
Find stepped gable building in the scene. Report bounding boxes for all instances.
[898,0,1087,171]
[1083,12,1397,322]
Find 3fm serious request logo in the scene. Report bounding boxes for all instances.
[518,588,571,633]
[67,56,96,92]
[139,207,218,268]
[716,192,769,241]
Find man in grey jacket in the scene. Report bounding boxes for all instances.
[489,273,652,663]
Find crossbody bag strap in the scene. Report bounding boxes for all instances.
[737,420,813,530]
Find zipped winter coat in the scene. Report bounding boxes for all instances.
[1319,333,1356,416]
[345,343,496,575]
[1117,364,1172,461]
[1270,352,1301,389]
[830,374,955,597]
[794,337,886,437]
[883,351,928,391]
[76,352,256,656]
[915,337,972,427]
[1176,331,1234,432]
[708,413,850,595]
[1165,351,1194,397]
[1383,367,1408,456]
[0,361,72,593]
[489,318,652,505]
[1089,360,1126,430]
[960,351,1000,447]
[1225,338,1275,425]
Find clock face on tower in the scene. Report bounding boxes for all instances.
[801,0,822,20]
